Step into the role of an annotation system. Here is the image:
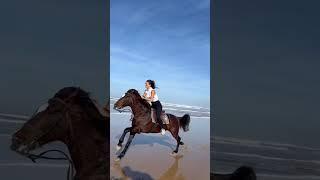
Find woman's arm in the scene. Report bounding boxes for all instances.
[142,90,155,101]
[149,90,155,101]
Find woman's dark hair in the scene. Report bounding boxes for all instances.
[146,80,156,89]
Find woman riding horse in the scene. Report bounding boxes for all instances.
[142,80,165,135]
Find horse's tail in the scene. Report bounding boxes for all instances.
[179,114,190,132]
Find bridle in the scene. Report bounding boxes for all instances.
[22,89,80,180]
[113,93,129,113]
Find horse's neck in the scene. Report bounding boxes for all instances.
[131,102,150,118]
[65,121,108,178]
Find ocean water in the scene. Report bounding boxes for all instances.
[110,97,210,118]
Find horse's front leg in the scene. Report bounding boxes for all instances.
[116,132,136,161]
[117,127,131,150]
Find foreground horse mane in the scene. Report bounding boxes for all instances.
[128,89,151,112]
[54,87,107,137]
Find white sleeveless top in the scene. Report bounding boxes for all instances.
[145,88,159,102]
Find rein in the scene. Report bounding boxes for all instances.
[27,150,74,180]
[114,108,132,113]
[114,108,134,121]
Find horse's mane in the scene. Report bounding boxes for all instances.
[128,89,151,112]
[54,87,108,137]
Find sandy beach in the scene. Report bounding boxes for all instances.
[110,110,211,180]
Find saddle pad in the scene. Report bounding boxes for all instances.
[151,109,169,124]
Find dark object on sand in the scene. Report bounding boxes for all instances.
[11,87,108,180]
[211,166,257,180]
[113,89,191,160]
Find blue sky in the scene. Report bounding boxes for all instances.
[110,0,210,108]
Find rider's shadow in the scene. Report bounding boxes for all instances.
[115,134,175,151]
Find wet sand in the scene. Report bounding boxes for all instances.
[212,136,320,180]
[110,112,210,180]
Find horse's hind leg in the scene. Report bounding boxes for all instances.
[179,136,184,145]
[116,132,135,161]
[174,136,181,154]
[169,130,181,154]
[117,127,131,150]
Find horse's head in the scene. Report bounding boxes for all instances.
[10,87,96,155]
[114,89,141,110]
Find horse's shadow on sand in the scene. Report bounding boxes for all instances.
[112,155,185,180]
[112,164,154,180]
[115,133,176,151]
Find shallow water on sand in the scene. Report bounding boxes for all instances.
[110,111,211,180]
[212,136,320,180]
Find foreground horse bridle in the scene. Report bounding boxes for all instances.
[23,90,80,180]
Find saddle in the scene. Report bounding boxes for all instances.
[151,109,169,124]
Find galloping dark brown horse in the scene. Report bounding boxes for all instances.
[10,87,108,180]
[113,89,190,161]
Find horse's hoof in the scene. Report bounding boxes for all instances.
[114,157,121,162]
[116,145,122,151]
[170,152,178,157]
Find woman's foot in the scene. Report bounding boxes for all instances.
[161,128,166,135]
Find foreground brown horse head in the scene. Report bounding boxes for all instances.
[11,103,66,154]
[11,87,108,180]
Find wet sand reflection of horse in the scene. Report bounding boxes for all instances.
[10,87,109,180]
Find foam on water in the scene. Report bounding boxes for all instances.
[110,98,210,118]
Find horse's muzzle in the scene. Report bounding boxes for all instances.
[10,136,38,155]
[113,106,121,112]
[113,103,125,113]
[10,136,21,152]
